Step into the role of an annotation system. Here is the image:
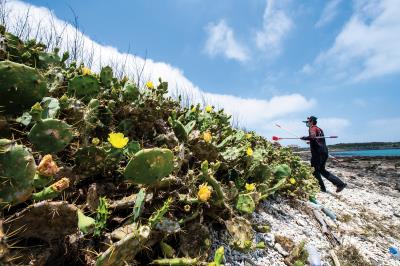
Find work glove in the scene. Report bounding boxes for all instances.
[300,136,308,140]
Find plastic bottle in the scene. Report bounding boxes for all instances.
[389,246,400,260]
[306,244,321,266]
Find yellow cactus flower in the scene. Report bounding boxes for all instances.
[205,105,213,113]
[245,183,256,192]
[246,147,253,156]
[289,178,296,185]
[198,183,212,202]
[108,132,129,149]
[82,67,91,76]
[146,81,154,89]
[246,133,252,139]
[92,137,100,146]
[191,106,197,112]
[203,131,212,143]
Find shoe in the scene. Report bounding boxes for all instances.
[336,183,347,193]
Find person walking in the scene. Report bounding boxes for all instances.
[301,116,347,193]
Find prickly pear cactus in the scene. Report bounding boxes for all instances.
[28,118,74,153]
[0,139,36,206]
[235,193,256,214]
[124,148,174,184]
[96,225,151,266]
[67,75,100,101]
[100,66,113,88]
[37,50,61,68]
[273,164,291,179]
[77,209,96,234]
[0,61,47,115]
[122,80,139,101]
[74,146,107,177]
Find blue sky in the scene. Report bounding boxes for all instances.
[6,0,400,145]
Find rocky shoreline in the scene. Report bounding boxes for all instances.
[215,156,400,265]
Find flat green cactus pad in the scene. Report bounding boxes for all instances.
[236,193,256,214]
[122,80,139,101]
[0,61,47,115]
[0,140,36,206]
[100,66,113,88]
[74,146,107,176]
[28,119,73,153]
[67,75,100,101]
[273,164,292,179]
[124,148,174,184]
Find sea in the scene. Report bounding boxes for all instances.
[330,148,400,157]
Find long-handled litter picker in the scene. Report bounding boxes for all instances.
[272,136,338,141]
[274,124,339,161]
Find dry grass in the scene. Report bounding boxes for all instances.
[336,245,373,266]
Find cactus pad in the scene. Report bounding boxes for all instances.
[67,75,100,101]
[100,66,113,88]
[235,193,256,214]
[124,148,174,184]
[28,119,73,153]
[0,140,36,206]
[122,80,139,101]
[273,164,291,179]
[74,146,107,177]
[0,61,47,115]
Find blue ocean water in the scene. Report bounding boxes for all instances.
[330,148,400,157]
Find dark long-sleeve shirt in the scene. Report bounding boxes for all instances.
[304,125,328,156]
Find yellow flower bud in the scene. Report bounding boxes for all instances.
[92,137,100,146]
[246,133,252,139]
[184,205,191,212]
[289,178,296,185]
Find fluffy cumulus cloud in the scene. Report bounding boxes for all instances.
[255,0,292,55]
[315,0,342,28]
[204,19,249,62]
[3,0,314,133]
[313,0,400,82]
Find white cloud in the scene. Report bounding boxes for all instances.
[312,0,400,82]
[204,20,249,62]
[255,0,292,54]
[315,0,342,28]
[203,93,316,128]
[4,0,314,133]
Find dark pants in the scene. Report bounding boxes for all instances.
[311,153,345,192]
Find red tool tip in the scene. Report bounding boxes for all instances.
[272,136,279,141]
